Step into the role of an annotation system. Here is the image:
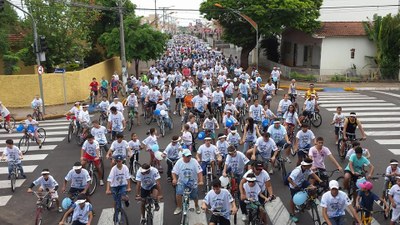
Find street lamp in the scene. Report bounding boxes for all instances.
[214,3,259,70]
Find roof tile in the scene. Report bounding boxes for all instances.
[315,22,366,37]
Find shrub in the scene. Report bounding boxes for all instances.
[289,71,317,82]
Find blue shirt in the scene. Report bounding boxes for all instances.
[345,154,370,174]
[357,191,379,211]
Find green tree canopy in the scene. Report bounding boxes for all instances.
[200,0,322,69]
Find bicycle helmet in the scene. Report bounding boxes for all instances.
[359,181,373,191]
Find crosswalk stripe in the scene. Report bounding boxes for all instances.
[365,131,400,136]
[33,120,71,125]
[188,199,207,223]
[0,137,65,146]
[364,124,400,129]
[26,126,69,131]
[356,117,400,122]
[0,131,68,138]
[21,154,48,161]
[319,97,377,100]
[317,92,363,95]
[318,100,385,104]
[325,107,400,111]
[388,149,400,155]
[376,140,400,145]
[373,91,400,98]
[265,197,295,225]
[0,145,58,153]
[0,179,25,189]
[321,103,395,107]
[0,165,37,174]
[341,112,400,116]
[0,195,12,206]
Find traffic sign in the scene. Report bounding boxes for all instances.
[54,68,65,73]
[37,65,44,75]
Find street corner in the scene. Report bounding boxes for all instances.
[343,87,356,91]
[278,85,323,91]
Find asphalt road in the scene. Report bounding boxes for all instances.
[1,88,400,225]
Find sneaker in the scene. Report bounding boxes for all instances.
[286,156,292,164]
[290,214,299,223]
[58,207,63,213]
[242,215,248,221]
[174,207,182,215]
[124,199,130,207]
[99,180,104,186]
[39,143,42,149]
[167,177,172,182]
[173,111,177,115]
[268,168,274,174]
[140,218,146,224]
[154,202,160,211]
[195,206,201,214]
[21,174,27,179]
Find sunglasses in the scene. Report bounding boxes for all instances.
[248,181,255,183]
[228,151,236,155]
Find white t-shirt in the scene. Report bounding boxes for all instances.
[263,84,275,94]
[65,168,91,189]
[33,175,58,189]
[126,95,138,107]
[164,142,182,159]
[225,151,249,175]
[249,105,263,121]
[182,131,193,145]
[109,102,124,112]
[333,113,345,127]
[283,111,298,125]
[172,158,202,188]
[98,101,109,112]
[255,137,278,159]
[289,165,313,189]
[212,91,224,104]
[91,126,108,145]
[142,135,158,150]
[192,95,208,111]
[78,110,91,124]
[296,130,315,148]
[71,202,92,224]
[147,89,161,102]
[385,166,400,181]
[110,140,130,158]
[320,190,351,218]
[203,118,218,131]
[69,106,80,118]
[204,189,234,220]
[0,105,10,117]
[139,85,150,98]
[243,182,261,202]
[107,164,130,187]
[278,99,292,113]
[216,140,229,156]
[108,112,125,132]
[243,169,271,192]
[135,167,160,190]
[389,184,400,205]
[174,86,185,98]
[82,140,99,157]
[227,133,241,146]
[3,146,21,163]
[198,144,218,162]
[186,122,198,134]
[128,139,141,154]
[267,125,287,143]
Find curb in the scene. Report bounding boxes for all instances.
[278,85,324,92]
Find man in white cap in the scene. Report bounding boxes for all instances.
[172,149,203,215]
[62,162,91,197]
[59,194,93,225]
[321,180,361,225]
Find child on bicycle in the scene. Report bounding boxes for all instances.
[98,96,109,113]
[355,181,389,225]
[345,141,371,160]
[1,139,26,179]
[389,176,400,224]
[155,99,172,129]
[24,114,42,148]
[331,106,345,145]
[382,160,400,201]
[128,133,143,163]
[163,136,183,182]
[216,134,229,173]
[181,124,193,151]
[125,92,140,125]
[227,127,241,150]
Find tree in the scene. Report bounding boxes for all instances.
[100,15,168,76]
[364,14,400,80]
[200,0,322,70]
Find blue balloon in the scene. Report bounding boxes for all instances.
[198,131,205,140]
[151,144,159,152]
[16,124,24,132]
[27,125,35,133]
[293,191,308,206]
[62,197,72,210]
[225,118,234,128]
[154,109,161,115]
[262,119,270,127]
[356,177,366,189]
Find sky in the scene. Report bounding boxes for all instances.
[132,0,205,26]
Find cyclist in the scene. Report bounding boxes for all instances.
[1,139,26,179]
[202,179,237,225]
[222,109,239,132]
[382,160,400,201]
[97,96,109,114]
[222,78,234,99]
[216,134,229,171]
[343,147,375,205]
[238,78,250,102]
[355,181,389,225]
[267,120,292,163]
[65,102,81,131]
[125,92,140,125]
[135,163,162,223]
[139,82,150,115]
[321,180,361,225]
[181,124,193,151]
[27,169,62,212]
[173,81,185,114]
[182,88,194,115]
[248,132,279,174]
[240,117,261,153]
[239,173,269,224]
[262,79,275,104]
[192,90,208,119]
[145,85,161,111]
[58,194,93,225]
[61,162,91,197]
[342,112,367,155]
[143,128,161,171]
[223,99,238,117]
[106,133,131,167]
[202,114,219,142]
[80,134,103,186]
[185,114,198,138]
[100,77,108,97]
[161,84,172,109]
[89,77,99,103]
[283,104,301,134]
[288,79,297,102]
[78,105,91,137]
[110,75,120,98]
[249,99,265,126]
[389,176,400,224]
[107,106,125,140]
[223,146,250,185]
[304,83,318,100]
[211,86,225,117]
[227,127,241,150]
[271,67,280,94]
[31,95,43,114]
[128,132,143,162]
[345,141,371,160]
[197,137,219,177]
[109,98,124,113]
[294,124,315,166]
[172,149,204,215]
[302,94,316,120]
[163,136,183,181]
[0,101,12,133]
[106,154,131,209]
[287,158,322,222]
[24,114,43,148]
[155,99,172,129]
[331,106,345,144]
[277,94,292,117]
[91,120,108,153]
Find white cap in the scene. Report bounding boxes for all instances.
[139,167,150,173]
[75,199,86,204]
[329,180,339,190]
[182,149,192,157]
[72,165,82,170]
[300,161,312,166]
[246,176,257,182]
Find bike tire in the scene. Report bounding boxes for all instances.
[128,117,133,131]
[19,136,30,154]
[337,139,345,159]
[99,115,107,127]
[88,172,98,196]
[37,128,46,145]
[33,112,38,121]
[35,207,43,225]
[311,112,322,128]
[145,110,153,125]
[169,117,174,130]
[160,122,165,137]
[121,208,130,225]
[38,112,44,121]
[311,202,322,225]
[146,211,153,225]
[281,161,287,183]
[4,116,16,132]
[67,124,73,143]
[181,214,188,225]
[11,173,16,192]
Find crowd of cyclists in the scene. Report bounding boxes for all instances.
[1,34,400,225]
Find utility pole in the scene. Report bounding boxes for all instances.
[6,0,46,114]
[118,0,127,83]
[154,0,157,29]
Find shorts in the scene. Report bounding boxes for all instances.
[81,122,90,129]
[4,114,11,122]
[83,152,100,167]
[210,215,230,225]
[276,139,290,149]
[329,215,345,225]
[289,181,310,197]
[298,144,311,159]
[72,221,87,225]
[334,127,343,135]
[242,94,248,100]
[92,90,98,96]
[255,149,272,161]
[176,98,184,103]
[176,184,198,199]
[302,110,311,117]
[140,186,156,198]
[201,161,214,176]
[392,207,400,222]
[69,187,87,196]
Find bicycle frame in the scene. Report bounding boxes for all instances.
[181,187,192,225]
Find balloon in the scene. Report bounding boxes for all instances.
[266,96,272,100]
[27,125,35,133]
[198,131,206,140]
[62,197,72,210]
[293,191,308,206]
[356,177,366,189]
[16,124,24,132]
[154,109,161,115]
[219,176,230,188]
[262,119,270,127]
[151,144,159,152]
[154,151,164,161]
[225,118,234,127]
[160,110,167,116]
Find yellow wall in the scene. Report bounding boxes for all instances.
[0,57,121,107]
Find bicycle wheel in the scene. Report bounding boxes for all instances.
[281,160,287,183]
[311,202,322,225]
[311,112,322,128]
[35,208,43,225]
[37,128,46,145]
[33,111,38,121]
[38,112,44,121]
[239,117,245,133]
[67,124,73,143]
[99,115,107,127]
[181,214,188,225]
[130,161,141,182]
[128,117,134,131]
[146,211,153,225]
[145,109,153,125]
[10,172,16,192]
[160,122,165,137]
[337,139,345,159]
[169,117,174,130]
[19,136,30,154]
[88,171,98,196]
[4,116,16,132]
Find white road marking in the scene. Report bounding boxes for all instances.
[356,117,400,122]
[0,145,57,153]
[0,165,37,174]
[21,154,48,161]
[319,97,377,100]
[321,103,395,107]
[0,137,65,147]
[341,112,400,116]
[373,91,400,98]
[376,139,400,145]
[98,203,164,225]
[0,195,12,206]
[363,124,400,129]
[325,107,400,111]
[388,149,400,155]
[0,131,67,138]
[365,131,400,136]
[318,100,385,104]
[0,179,25,189]
[265,197,295,225]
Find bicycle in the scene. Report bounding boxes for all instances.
[213,103,223,124]
[294,188,323,225]
[0,115,16,132]
[243,199,265,225]
[275,150,288,183]
[354,207,388,225]
[33,191,53,225]
[113,189,129,225]
[129,152,141,182]
[226,173,240,225]
[60,191,79,225]
[99,111,108,127]
[144,103,154,125]
[301,111,322,128]
[336,173,379,201]
[177,99,183,117]
[32,107,44,121]
[86,160,98,196]
[337,132,362,160]
[4,160,21,192]
[18,126,46,154]
[66,116,77,143]
[314,169,340,196]
[76,125,90,146]
[204,162,214,193]
[158,115,173,137]
[180,185,193,225]
[378,173,394,219]
[238,107,246,133]
[89,90,96,106]
[127,107,136,131]
[141,196,155,225]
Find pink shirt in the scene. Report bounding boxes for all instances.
[308,146,332,169]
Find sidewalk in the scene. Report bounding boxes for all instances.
[9,103,74,121]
